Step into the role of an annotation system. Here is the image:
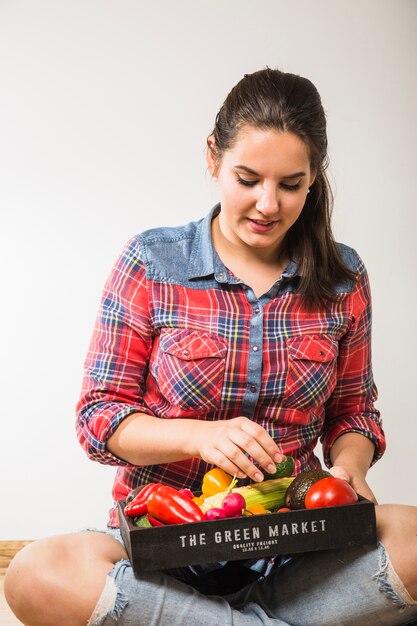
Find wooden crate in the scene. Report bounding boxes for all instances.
[118,498,376,573]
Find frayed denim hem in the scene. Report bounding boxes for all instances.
[87,560,130,626]
[374,541,417,611]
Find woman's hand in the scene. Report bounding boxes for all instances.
[190,416,285,483]
[330,465,378,504]
[329,432,378,503]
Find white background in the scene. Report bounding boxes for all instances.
[0,0,416,539]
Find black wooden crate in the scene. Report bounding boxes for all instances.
[118,498,376,573]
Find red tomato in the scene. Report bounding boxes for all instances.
[304,477,358,508]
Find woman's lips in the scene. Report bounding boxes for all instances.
[247,218,278,233]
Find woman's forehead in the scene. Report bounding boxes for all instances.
[222,126,311,173]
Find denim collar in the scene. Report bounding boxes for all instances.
[188,204,224,281]
[188,203,299,283]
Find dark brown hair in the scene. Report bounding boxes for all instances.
[208,67,356,307]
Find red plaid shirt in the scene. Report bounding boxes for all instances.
[76,206,385,526]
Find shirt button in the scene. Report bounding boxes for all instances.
[254,307,260,314]
[183,349,190,356]
[252,345,259,352]
[250,384,257,393]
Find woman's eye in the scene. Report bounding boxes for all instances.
[281,182,301,192]
[236,175,257,187]
[236,175,302,191]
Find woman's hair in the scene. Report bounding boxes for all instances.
[208,67,356,308]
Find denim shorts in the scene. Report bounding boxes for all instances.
[86,527,417,626]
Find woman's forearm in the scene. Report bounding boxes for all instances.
[330,432,375,477]
[106,412,200,466]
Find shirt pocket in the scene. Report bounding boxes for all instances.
[282,335,338,411]
[155,328,228,413]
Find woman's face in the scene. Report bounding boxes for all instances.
[208,126,315,258]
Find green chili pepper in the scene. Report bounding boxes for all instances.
[134,515,152,528]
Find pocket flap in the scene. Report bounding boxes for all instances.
[287,335,338,362]
[160,329,228,361]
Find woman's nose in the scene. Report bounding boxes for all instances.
[256,185,279,214]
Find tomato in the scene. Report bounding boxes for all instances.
[304,477,358,508]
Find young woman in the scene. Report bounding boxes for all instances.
[5,68,417,626]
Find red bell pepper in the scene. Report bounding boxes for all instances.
[124,483,163,517]
[146,513,165,527]
[178,488,194,499]
[147,485,205,524]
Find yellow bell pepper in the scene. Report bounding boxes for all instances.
[201,468,233,496]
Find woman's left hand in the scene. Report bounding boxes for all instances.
[329,465,378,504]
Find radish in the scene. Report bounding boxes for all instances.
[221,492,246,517]
[205,507,227,520]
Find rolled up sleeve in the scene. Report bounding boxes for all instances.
[76,236,155,465]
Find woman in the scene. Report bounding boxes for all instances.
[5,68,417,626]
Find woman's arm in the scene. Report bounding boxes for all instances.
[329,432,378,503]
[107,412,284,482]
[76,237,155,466]
[321,261,386,471]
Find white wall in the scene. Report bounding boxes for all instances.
[1,0,416,539]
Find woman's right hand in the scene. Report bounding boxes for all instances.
[189,416,285,483]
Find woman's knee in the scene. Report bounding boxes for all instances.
[376,503,417,601]
[4,531,127,626]
[5,535,62,625]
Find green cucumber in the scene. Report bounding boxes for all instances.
[267,456,295,479]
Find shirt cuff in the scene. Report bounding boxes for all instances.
[76,402,155,466]
[321,415,386,469]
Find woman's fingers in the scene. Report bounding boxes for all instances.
[239,418,285,464]
[330,465,378,504]
[329,466,350,481]
[196,417,283,482]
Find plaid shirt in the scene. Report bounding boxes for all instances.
[76,205,385,528]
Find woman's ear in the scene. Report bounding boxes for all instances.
[206,135,219,179]
[309,169,317,188]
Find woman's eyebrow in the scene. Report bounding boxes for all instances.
[234,164,306,179]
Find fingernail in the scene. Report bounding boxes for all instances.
[254,472,263,482]
[274,453,284,462]
[267,464,276,473]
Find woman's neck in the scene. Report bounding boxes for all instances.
[211,215,288,297]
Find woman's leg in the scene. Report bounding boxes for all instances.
[4,530,286,626]
[5,504,417,626]
[4,531,127,626]
[376,504,417,600]
[227,504,417,626]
